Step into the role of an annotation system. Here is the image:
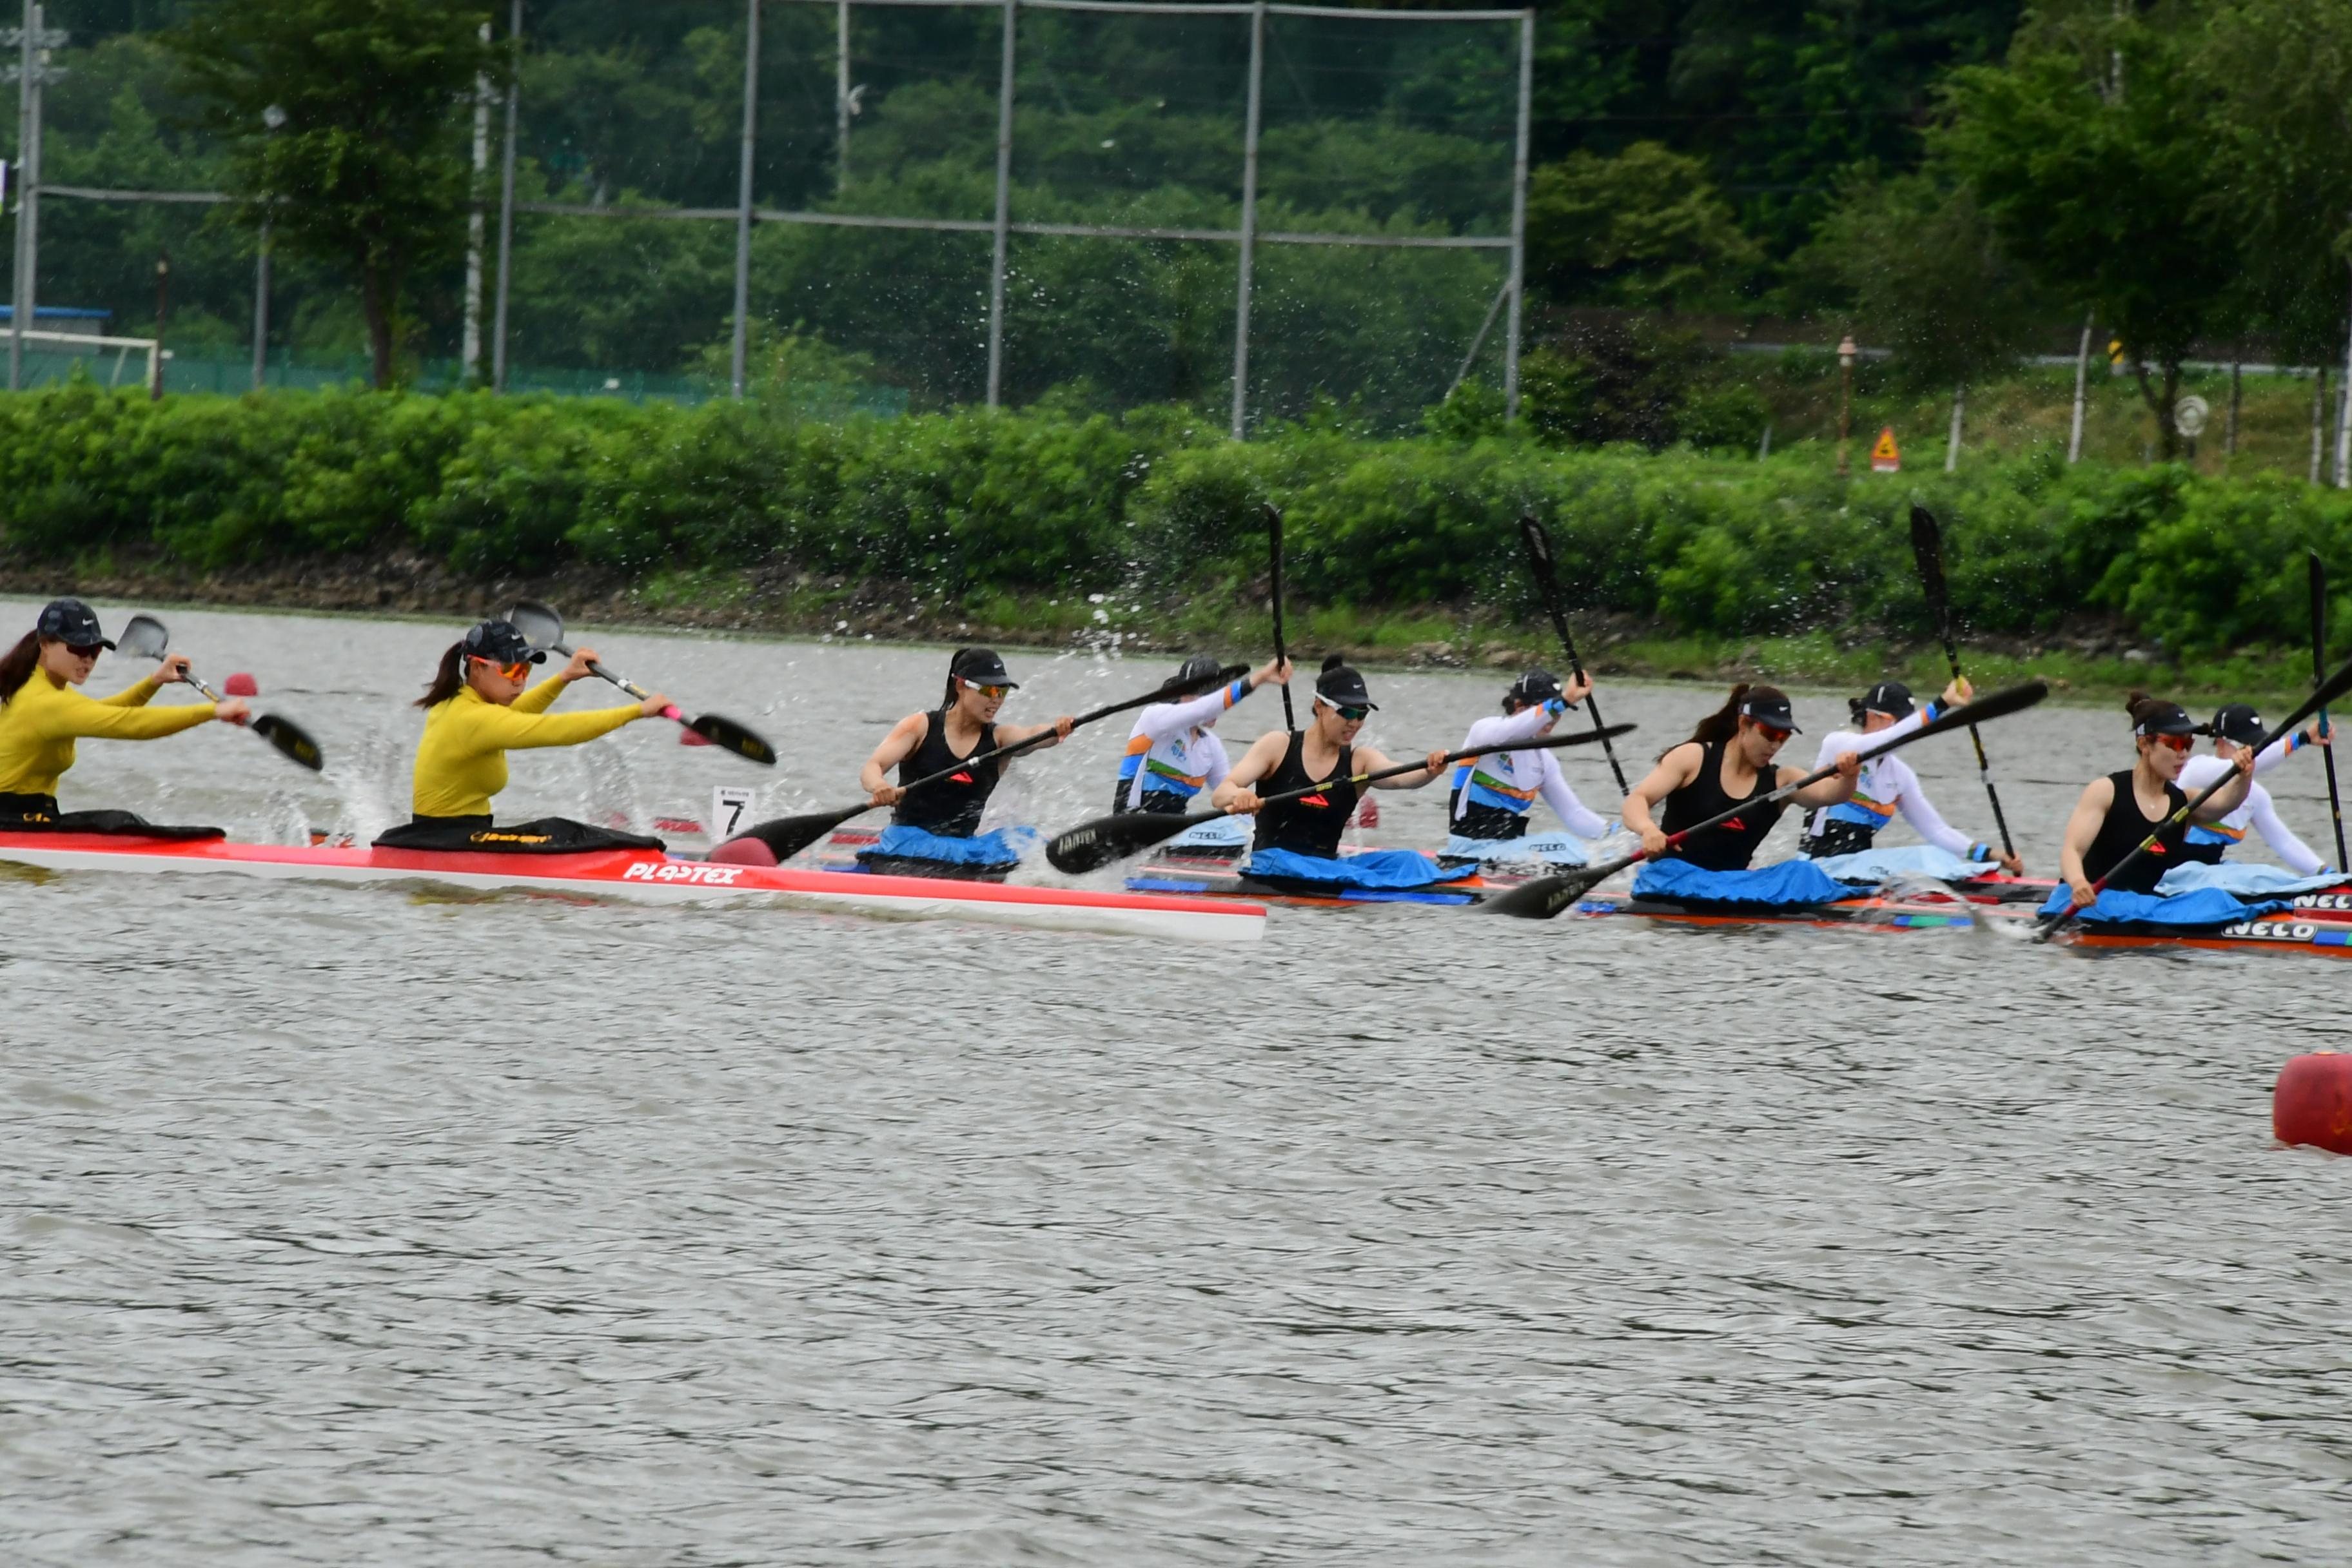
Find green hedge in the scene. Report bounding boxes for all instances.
[5,380,2350,657]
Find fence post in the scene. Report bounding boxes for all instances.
[1502,6,1532,422]
[730,0,760,400]
[985,0,1015,407]
[251,222,269,389]
[491,0,521,393]
[1229,0,1265,439]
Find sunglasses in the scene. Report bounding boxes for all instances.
[64,643,103,660]
[963,680,1012,700]
[1754,721,1792,744]
[2150,731,2193,753]
[1326,703,1371,722]
[472,656,534,681]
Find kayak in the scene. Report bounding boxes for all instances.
[0,830,1264,943]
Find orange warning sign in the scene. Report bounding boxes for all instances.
[1869,426,1900,473]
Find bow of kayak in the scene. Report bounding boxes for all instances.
[0,830,1264,943]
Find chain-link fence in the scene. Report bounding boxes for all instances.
[4,0,1529,430]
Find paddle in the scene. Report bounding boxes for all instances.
[1264,502,1296,733]
[729,662,1250,863]
[1908,504,2017,863]
[1518,515,1631,795]
[2037,652,2352,939]
[1044,723,1638,875]
[1485,680,2050,921]
[113,613,325,772]
[505,600,776,765]
[2311,550,2348,872]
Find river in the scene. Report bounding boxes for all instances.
[4,600,2349,1565]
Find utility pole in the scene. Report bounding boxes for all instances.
[1836,335,1856,477]
[730,0,760,400]
[463,20,491,383]
[6,2,64,394]
[836,0,851,195]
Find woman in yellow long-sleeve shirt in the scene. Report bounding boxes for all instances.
[0,598,251,837]
[372,618,672,854]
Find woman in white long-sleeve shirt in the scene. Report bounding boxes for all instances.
[1799,678,2023,872]
[2177,703,2334,874]
[1112,654,1290,814]
[1445,668,1611,853]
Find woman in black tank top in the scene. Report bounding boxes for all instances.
[1211,656,1453,872]
[857,648,1073,838]
[1622,684,1863,872]
[2058,694,2254,904]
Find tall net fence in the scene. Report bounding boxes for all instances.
[5,0,1529,430]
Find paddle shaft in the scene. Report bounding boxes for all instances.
[2313,551,2348,871]
[1266,502,1295,732]
[1519,516,1630,794]
[1242,730,1618,815]
[550,640,681,722]
[892,665,1251,800]
[1910,505,2016,860]
[2041,654,2352,932]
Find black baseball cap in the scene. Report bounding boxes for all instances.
[35,597,113,649]
[1740,690,1801,732]
[1175,654,1226,689]
[1315,663,1377,712]
[1508,667,1565,706]
[462,619,545,667]
[951,647,1018,689]
[2132,700,2199,737]
[2210,702,2268,747]
[1859,680,1915,720]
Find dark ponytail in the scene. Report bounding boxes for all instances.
[1668,682,1752,756]
[415,640,467,710]
[0,630,39,703]
[943,647,978,709]
[2123,688,2162,728]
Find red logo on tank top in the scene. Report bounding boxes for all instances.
[1721,816,1745,832]
[1300,793,1329,808]
[949,771,974,784]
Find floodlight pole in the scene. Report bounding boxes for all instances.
[1230,0,1266,439]
[730,0,761,400]
[985,0,1015,407]
[1502,7,1532,422]
[491,0,521,393]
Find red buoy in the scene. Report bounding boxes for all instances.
[2273,1053,2352,1153]
[707,835,778,867]
[223,672,259,696]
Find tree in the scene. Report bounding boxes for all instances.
[1935,21,2239,456]
[166,0,502,388]
[1525,141,1760,309]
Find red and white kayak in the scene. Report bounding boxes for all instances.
[0,830,1265,943]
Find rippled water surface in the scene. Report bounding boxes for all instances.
[5,600,2351,1565]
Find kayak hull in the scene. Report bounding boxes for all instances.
[0,831,1264,944]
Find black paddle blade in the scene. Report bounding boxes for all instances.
[1480,856,1635,920]
[1520,514,1555,578]
[689,712,776,765]
[1908,504,1950,612]
[1046,808,1219,875]
[250,713,326,772]
[115,613,170,661]
[731,805,867,862]
[506,598,565,651]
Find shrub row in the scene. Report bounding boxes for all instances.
[5,382,2351,656]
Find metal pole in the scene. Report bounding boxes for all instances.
[836,0,850,196]
[985,0,1015,407]
[2335,257,2352,487]
[251,222,270,389]
[8,1,31,392]
[730,0,760,400]
[1229,0,1264,438]
[463,20,490,382]
[491,0,521,393]
[1502,6,1533,421]
[2067,313,2093,463]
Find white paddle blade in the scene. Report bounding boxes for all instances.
[115,613,170,661]
[505,599,565,651]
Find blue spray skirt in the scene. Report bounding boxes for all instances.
[1631,857,1854,910]
[1440,830,1595,867]
[2156,862,2347,899]
[2036,885,2294,929]
[856,822,1039,874]
[1244,846,1473,892]
[1811,845,1997,885]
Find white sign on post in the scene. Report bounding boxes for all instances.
[710,786,756,841]
[2174,395,2210,438]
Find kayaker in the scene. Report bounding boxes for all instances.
[0,597,248,836]
[1112,653,1291,815]
[2175,701,2332,874]
[1622,685,1862,872]
[1797,678,2022,872]
[1211,655,1456,891]
[2056,692,2254,906]
[1443,667,1612,861]
[856,647,1074,876]
[373,618,667,852]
